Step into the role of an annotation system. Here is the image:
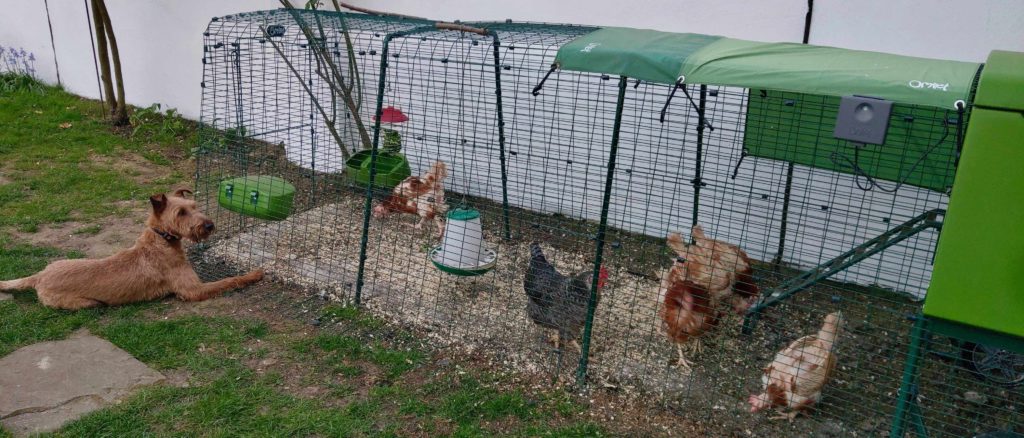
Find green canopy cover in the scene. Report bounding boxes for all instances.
[556,27,980,109]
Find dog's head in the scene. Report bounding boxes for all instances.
[147,187,214,242]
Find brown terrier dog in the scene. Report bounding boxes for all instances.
[0,188,264,310]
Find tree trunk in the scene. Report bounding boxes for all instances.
[90,0,116,113]
[96,0,128,125]
[281,0,373,152]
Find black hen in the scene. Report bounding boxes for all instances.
[523,243,608,352]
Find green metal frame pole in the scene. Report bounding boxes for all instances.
[772,164,795,269]
[691,84,707,228]
[576,76,627,386]
[772,0,812,269]
[891,315,930,438]
[354,32,401,305]
[489,32,513,240]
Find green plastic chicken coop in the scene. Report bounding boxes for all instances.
[891,51,1024,437]
[923,51,1024,342]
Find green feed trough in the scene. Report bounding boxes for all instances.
[344,150,412,191]
[217,175,295,221]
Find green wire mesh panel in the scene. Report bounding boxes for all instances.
[193,10,1023,437]
[894,319,1024,437]
[744,90,961,192]
[359,22,608,382]
[193,9,429,293]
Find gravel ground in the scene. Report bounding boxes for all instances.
[194,144,1021,437]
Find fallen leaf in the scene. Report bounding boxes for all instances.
[59,122,72,129]
[33,110,43,115]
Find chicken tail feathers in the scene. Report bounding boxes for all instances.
[426,161,448,184]
[817,311,843,351]
[691,223,707,244]
[666,232,687,256]
[529,242,547,263]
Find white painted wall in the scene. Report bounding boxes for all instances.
[810,0,1024,62]
[3,1,1022,118]
[361,0,1024,62]
[0,0,278,119]
[353,0,808,42]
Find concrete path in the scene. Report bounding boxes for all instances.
[0,330,165,436]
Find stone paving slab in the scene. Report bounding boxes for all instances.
[0,331,165,436]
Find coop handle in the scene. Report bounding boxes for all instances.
[335,1,427,20]
[250,190,259,205]
[435,22,490,36]
[225,183,234,198]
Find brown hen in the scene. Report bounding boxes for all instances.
[666,224,759,315]
[659,258,721,369]
[372,161,448,237]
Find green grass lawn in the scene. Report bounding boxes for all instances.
[0,75,186,232]
[0,76,611,437]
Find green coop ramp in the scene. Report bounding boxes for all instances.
[556,27,980,108]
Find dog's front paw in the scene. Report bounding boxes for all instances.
[245,269,265,283]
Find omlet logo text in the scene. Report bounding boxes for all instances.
[908,80,949,91]
[581,43,601,53]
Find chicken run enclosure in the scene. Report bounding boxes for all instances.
[193,9,1024,437]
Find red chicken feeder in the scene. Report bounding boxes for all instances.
[374,106,409,123]
[429,208,497,276]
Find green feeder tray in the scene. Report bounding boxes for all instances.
[429,246,497,277]
[218,175,295,221]
[345,150,412,191]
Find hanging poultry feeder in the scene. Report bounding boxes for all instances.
[430,207,497,276]
[345,106,412,191]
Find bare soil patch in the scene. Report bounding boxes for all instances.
[9,215,144,259]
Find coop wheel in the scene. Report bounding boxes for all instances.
[965,342,1024,388]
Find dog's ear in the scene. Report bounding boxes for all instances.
[150,194,168,215]
[172,188,193,199]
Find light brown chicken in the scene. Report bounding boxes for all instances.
[666,224,759,315]
[748,311,843,420]
[372,161,448,237]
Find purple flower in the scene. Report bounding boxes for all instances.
[28,53,35,61]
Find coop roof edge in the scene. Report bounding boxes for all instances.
[214,8,435,25]
[556,27,981,109]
